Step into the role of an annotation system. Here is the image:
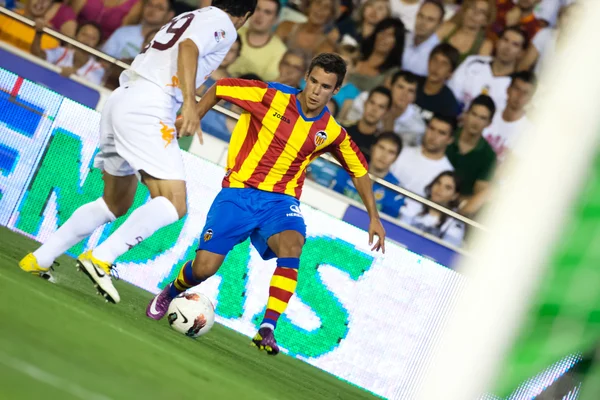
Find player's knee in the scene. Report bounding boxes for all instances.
[278,235,305,258]
[191,256,220,280]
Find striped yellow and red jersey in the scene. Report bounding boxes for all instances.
[215,79,368,199]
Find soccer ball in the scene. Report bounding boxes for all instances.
[167,292,215,338]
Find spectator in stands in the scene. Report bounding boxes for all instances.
[519,3,574,74]
[391,113,455,205]
[449,26,528,112]
[491,0,544,41]
[101,0,173,60]
[401,171,465,247]
[483,71,536,163]
[437,0,495,65]
[332,132,405,218]
[534,0,575,27]
[348,17,405,92]
[346,70,425,147]
[0,0,60,52]
[104,27,158,90]
[274,48,310,89]
[446,94,496,216]
[70,0,142,40]
[346,86,392,162]
[45,0,78,37]
[390,0,421,32]
[228,0,287,82]
[415,42,460,120]
[31,20,105,85]
[337,0,391,47]
[276,0,340,57]
[402,0,444,77]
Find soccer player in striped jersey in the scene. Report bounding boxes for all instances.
[146,53,386,354]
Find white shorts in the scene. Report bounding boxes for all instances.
[94,76,185,181]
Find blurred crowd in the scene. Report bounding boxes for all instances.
[0,0,576,247]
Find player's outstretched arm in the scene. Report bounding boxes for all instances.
[352,174,386,253]
[177,39,200,138]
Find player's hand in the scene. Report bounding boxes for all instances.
[175,114,204,144]
[368,218,386,253]
[177,103,200,138]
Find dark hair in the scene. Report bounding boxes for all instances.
[420,170,461,230]
[212,0,257,17]
[422,0,445,22]
[368,86,393,109]
[390,70,419,86]
[76,21,103,45]
[239,73,263,81]
[510,70,537,88]
[360,17,405,72]
[374,132,403,157]
[307,53,347,88]
[429,43,460,72]
[430,113,458,135]
[266,0,282,15]
[468,94,496,120]
[500,26,529,50]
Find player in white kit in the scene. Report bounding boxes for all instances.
[18,0,257,304]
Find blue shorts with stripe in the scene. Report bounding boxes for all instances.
[197,188,307,260]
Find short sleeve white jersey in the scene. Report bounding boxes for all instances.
[121,6,237,104]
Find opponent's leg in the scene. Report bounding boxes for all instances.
[79,174,184,303]
[146,250,225,320]
[20,172,136,280]
[253,230,305,355]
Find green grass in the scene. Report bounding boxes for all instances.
[0,227,378,400]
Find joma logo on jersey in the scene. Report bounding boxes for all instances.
[273,112,290,124]
[315,131,327,146]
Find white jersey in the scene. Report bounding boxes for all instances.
[448,55,511,112]
[483,113,531,163]
[121,7,237,104]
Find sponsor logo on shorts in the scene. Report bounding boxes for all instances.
[286,204,302,218]
[315,131,327,146]
[166,75,179,88]
[160,122,175,147]
[214,30,226,43]
[203,229,214,241]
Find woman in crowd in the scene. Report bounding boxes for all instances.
[69,0,142,40]
[337,0,391,47]
[402,171,465,247]
[276,0,340,57]
[45,0,78,37]
[347,17,405,92]
[437,0,495,65]
[31,20,106,86]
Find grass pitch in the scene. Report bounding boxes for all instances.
[0,227,378,400]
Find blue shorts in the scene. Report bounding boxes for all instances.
[197,188,307,260]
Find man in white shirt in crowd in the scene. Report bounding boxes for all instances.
[228,0,287,82]
[483,70,536,163]
[402,0,443,77]
[391,114,455,216]
[347,71,426,147]
[102,0,175,60]
[448,26,528,113]
[390,0,423,32]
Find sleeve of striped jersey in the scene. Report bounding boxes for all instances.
[329,129,369,178]
[215,78,269,112]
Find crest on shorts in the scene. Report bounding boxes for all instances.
[214,30,226,43]
[315,131,327,146]
[203,229,213,242]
